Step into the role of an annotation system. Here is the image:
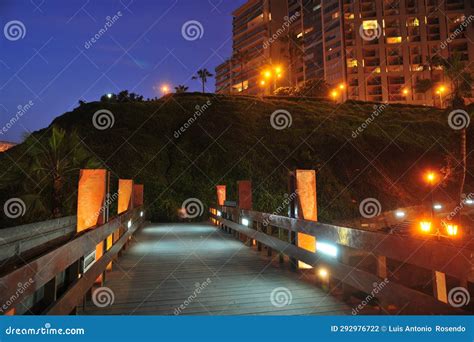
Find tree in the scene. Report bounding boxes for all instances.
[293,79,330,98]
[0,127,101,219]
[414,79,433,100]
[432,52,473,199]
[175,85,189,94]
[192,69,213,93]
[280,32,304,86]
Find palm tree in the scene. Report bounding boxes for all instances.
[432,52,473,199]
[0,126,100,219]
[175,85,189,94]
[192,69,213,93]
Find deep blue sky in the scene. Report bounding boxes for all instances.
[0,0,246,142]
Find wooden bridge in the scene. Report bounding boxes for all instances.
[0,169,472,315]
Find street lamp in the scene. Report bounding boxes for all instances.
[331,90,338,103]
[161,85,170,95]
[402,88,409,103]
[424,170,439,219]
[436,85,446,108]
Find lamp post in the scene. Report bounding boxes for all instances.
[260,65,283,95]
[424,170,438,220]
[331,90,338,104]
[435,85,446,108]
[338,83,346,102]
[402,88,409,103]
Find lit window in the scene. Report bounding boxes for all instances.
[387,37,402,44]
[332,12,339,19]
[362,20,378,30]
[347,59,358,67]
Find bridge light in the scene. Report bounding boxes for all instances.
[395,211,406,218]
[242,218,249,226]
[127,220,132,228]
[419,220,431,233]
[446,224,458,237]
[217,210,222,217]
[316,241,338,258]
[318,268,329,279]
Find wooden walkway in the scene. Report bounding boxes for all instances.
[81,223,350,315]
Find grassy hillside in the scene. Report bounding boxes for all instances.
[1,93,471,227]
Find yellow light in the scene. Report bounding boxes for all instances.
[339,83,345,90]
[402,88,409,95]
[437,86,446,94]
[424,171,438,185]
[419,220,432,233]
[446,224,458,236]
[318,268,329,278]
[331,90,338,98]
[161,85,170,94]
[263,70,272,79]
[275,66,282,74]
[260,80,266,86]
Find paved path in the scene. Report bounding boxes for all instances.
[82,223,349,315]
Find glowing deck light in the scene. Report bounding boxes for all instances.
[127,220,132,228]
[433,204,442,210]
[140,211,144,217]
[318,268,329,278]
[242,218,249,226]
[395,211,406,218]
[217,210,222,217]
[419,220,432,233]
[446,224,458,236]
[316,241,338,258]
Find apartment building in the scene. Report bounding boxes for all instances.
[216,0,474,105]
[215,0,289,95]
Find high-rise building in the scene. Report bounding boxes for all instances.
[216,0,474,105]
[215,0,290,95]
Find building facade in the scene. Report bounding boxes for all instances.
[216,0,474,105]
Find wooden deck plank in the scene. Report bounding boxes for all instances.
[81,223,350,315]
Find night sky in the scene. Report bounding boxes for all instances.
[0,0,247,142]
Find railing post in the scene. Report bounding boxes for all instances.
[288,171,298,270]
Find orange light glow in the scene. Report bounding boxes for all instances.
[338,83,345,90]
[402,88,409,95]
[260,80,266,86]
[424,171,438,185]
[318,268,329,278]
[331,90,338,98]
[161,85,170,94]
[263,70,272,79]
[419,220,432,233]
[446,224,458,236]
[275,66,282,74]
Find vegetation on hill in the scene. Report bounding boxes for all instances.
[0,93,472,228]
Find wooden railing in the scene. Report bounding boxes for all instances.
[0,207,145,315]
[210,206,473,314]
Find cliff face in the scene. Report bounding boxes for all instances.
[0,141,15,153]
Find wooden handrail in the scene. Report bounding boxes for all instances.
[0,207,145,315]
[222,206,474,282]
[211,206,470,314]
